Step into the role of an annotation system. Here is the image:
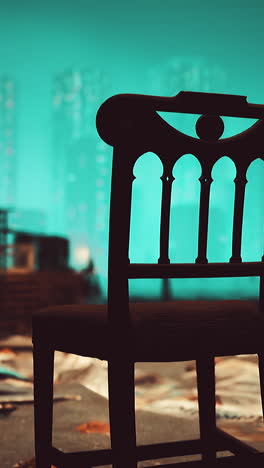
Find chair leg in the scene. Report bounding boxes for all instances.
[33,343,54,468]
[108,358,137,468]
[258,353,264,419]
[196,356,217,464]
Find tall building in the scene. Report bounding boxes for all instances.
[149,56,227,96]
[52,69,111,279]
[0,77,16,208]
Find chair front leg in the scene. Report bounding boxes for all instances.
[108,358,137,468]
[196,356,217,464]
[33,343,54,468]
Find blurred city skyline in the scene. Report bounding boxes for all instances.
[0,1,263,297]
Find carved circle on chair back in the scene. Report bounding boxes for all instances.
[195,114,224,141]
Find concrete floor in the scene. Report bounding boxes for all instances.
[3,381,264,468]
[1,382,205,468]
[1,332,264,468]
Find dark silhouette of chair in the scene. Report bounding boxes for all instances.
[32,91,264,468]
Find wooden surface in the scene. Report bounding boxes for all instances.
[0,271,85,336]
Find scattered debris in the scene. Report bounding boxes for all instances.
[0,402,16,414]
[186,394,198,401]
[12,458,56,468]
[0,337,262,420]
[135,374,161,385]
[185,362,196,372]
[13,458,36,468]
[0,365,31,382]
[215,394,223,405]
[75,420,110,435]
[0,347,16,362]
[0,335,33,350]
[0,393,82,405]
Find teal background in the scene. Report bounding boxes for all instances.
[0,1,263,298]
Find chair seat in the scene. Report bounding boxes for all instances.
[32,300,264,362]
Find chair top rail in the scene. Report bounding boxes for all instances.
[98,91,264,119]
[127,261,264,279]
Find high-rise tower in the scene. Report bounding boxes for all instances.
[0,77,16,208]
[52,69,111,278]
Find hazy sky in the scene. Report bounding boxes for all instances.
[0,0,263,211]
[2,1,264,93]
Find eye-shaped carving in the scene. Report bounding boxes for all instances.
[195,115,224,141]
[156,112,260,141]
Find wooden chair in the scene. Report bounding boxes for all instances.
[32,91,264,468]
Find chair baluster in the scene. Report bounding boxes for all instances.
[230,169,248,263]
[158,164,174,264]
[196,169,213,264]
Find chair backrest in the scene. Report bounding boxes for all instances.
[96,91,264,330]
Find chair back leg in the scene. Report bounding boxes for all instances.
[33,344,54,468]
[196,357,217,463]
[108,358,137,468]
